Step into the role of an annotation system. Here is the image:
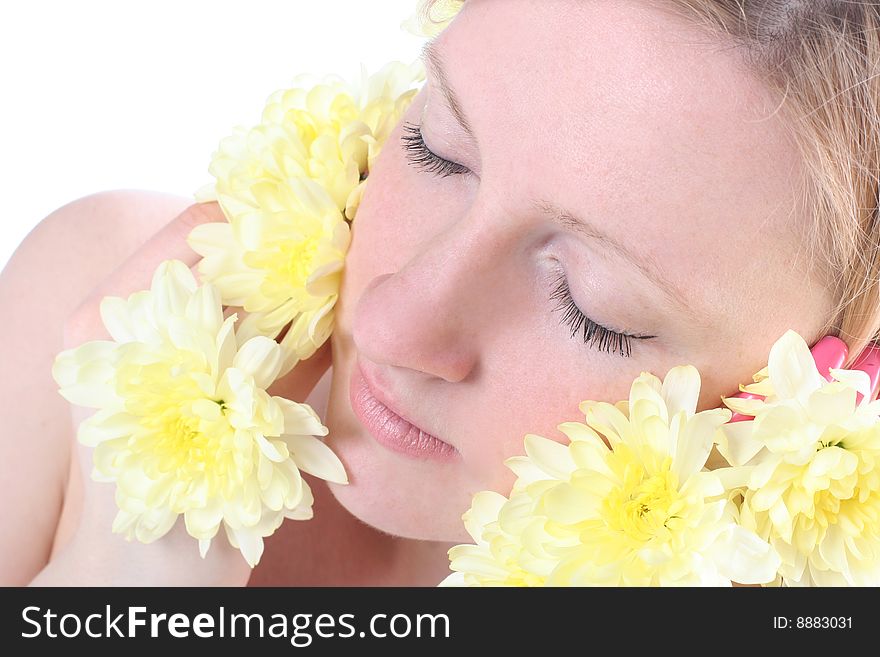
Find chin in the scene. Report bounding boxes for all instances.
[323,428,473,543]
[322,332,474,543]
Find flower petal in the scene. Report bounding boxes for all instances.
[277,397,328,436]
[767,329,825,400]
[713,522,781,585]
[715,419,765,466]
[674,408,728,480]
[233,336,283,389]
[523,434,576,480]
[284,434,348,484]
[660,365,701,417]
[231,526,265,568]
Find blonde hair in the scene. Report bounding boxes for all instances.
[419,0,880,368]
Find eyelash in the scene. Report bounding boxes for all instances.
[401,121,471,178]
[400,120,653,358]
[548,266,656,358]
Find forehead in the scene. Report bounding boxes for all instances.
[442,0,787,172]
[435,0,806,324]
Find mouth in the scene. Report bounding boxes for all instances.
[349,359,459,462]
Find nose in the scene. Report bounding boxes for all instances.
[351,206,518,384]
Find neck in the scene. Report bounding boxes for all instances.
[250,477,457,586]
[383,534,458,586]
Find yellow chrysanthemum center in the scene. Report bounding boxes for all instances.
[282,236,321,287]
[141,407,220,474]
[119,358,234,490]
[246,235,321,292]
[603,453,682,543]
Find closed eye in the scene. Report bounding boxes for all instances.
[400,119,655,359]
[401,121,472,178]
[547,265,656,358]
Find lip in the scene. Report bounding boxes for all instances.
[349,360,459,462]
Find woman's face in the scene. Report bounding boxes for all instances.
[323,0,833,542]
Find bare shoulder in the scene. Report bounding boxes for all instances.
[3,189,195,286]
[0,189,193,584]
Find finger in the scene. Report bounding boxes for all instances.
[78,201,225,312]
[67,202,226,343]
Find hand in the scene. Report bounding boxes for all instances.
[30,202,332,586]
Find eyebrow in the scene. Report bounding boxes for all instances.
[533,199,700,321]
[420,39,477,144]
[421,40,700,324]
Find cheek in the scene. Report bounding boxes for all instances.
[454,351,632,495]
[345,97,470,279]
[345,169,413,281]
[330,117,417,345]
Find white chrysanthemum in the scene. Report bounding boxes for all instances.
[401,0,463,38]
[52,260,348,567]
[441,366,781,586]
[718,329,880,586]
[189,62,423,378]
[438,490,546,587]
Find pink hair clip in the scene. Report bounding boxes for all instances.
[727,335,880,422]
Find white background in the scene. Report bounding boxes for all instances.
[0,0,424,271]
